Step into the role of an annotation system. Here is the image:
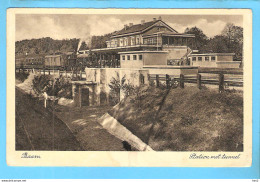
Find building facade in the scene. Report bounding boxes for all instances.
[85,17,196,69]
[188,53,241,68]
[84,17,240,69]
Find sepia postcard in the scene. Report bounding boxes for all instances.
[6,8,252,167]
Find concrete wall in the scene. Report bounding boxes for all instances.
[217,55,233,62]
[216,62,241,68]
[189,55,239,68]
[121,60,143,69]
[143,53,168,65]
[163,47,188,60]
[143,66,198,76]
[191,60,217,67]
[85,68,149,104]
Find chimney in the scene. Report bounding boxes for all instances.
[141,20,145,25]
[124,24,128,30]
[153,18,157,21]
[129,23,133,27]
[158,16,162,20]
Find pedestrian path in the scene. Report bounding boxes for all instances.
[54,105,127,151]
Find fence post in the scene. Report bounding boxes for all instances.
[166,74,170,89]
[180,74,184,88]
[139,74,144,85]
[80,70,82,80]
[48,70,50,75]
[219,73,224,92]
[43,68,45,75]
[197,73,201,89]
[156,75,159,87]
[65,70,67,78]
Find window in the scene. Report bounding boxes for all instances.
[136,37,140,44]
[131,37,136,45]
[192,57,196,61]
[147,38,153,45]
[205,56,209,61]
[153,37,157,44]
[122,55,125,60]
[198,57,202,61]
[139,55,143,60]
[127,55,130,60]
[211,56,216,61]
[133,55,137,60]
[143,39,148,45]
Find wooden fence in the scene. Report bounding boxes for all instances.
[16,68,243,92]
[148,73,243,92]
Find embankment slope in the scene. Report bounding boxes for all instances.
[109,86,243,151]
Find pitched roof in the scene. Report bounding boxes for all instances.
[112,20,161,36]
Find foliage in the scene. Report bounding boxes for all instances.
[15,37,80,56]
[108,73,122,105]
[79,41,89,50]
[32,75,72,99]
[185,23,243,61]
[15,72,29,82]
[205,35,229,53]
[108,73,142,106]
[184,26,208,51]
[90,32,114,49]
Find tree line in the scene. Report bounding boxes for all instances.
[15,23,242,61]
[185,23,243,61]
[15,33,113,57]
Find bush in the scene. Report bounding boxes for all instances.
[32,75,72,99]
[16,72,29,82]
[108,73,145,106]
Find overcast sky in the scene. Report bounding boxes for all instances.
[16,14,243,42]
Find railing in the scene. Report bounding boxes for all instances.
[16,68,86,80]
[148,73,243,92]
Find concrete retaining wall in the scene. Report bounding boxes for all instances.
[98,113,153,151]
[85,68,149,105]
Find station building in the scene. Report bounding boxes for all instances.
[82,17,240,69]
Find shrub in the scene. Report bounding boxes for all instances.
[32,75,72,99]
[15,72,29,82]
[108,73,145,106]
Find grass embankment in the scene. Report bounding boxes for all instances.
[16,87,83,150]
[109,86,243,151]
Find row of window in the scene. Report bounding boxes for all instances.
[191,56,216,62]
[143,37,158,45]
[108,37,141,48]
[121,54,143,61]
